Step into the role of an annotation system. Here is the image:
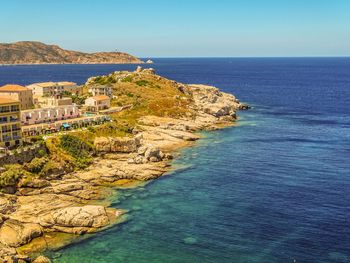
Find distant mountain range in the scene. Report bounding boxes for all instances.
[0,41,143,65]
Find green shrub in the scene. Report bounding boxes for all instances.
[29,135,44,143]
[94,76,116,85]
[63,90,72,96]
[135,80,149,86]
[0,164,32,187]
[59,135,93,159]
[71,94,87,105]
[37,149,47,157]
[121,76,133,82]
[24,157,48,174]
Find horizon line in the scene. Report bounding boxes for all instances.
[141,56,350,59]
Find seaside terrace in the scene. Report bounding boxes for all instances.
[21,115,111,136]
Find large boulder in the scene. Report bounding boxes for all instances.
[94,136,141,153]
[39,205,110,234]
[110,136,140,153]
[93,137,111,152]
[144,146,162,161]
[0,220,43,247]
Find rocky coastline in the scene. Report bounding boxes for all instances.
[0,68,249,262]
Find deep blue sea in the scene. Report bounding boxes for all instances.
[1,58,349,262]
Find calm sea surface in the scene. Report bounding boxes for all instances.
[1,58,349,262]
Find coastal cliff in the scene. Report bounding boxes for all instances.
[0,41,143,65]
[0,67,248,262]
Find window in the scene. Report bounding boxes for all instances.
[11,105,19,112]
[10,115,18,122]
[0,106,10,113]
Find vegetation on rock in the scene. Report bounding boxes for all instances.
[0,164,33,187]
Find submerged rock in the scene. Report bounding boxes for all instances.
[183,236,198,245]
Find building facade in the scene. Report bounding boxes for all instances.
[88,85,112,98]
[0,85,34,110]
[0,98,22,148]
[57,82,82,95]
[27,82,58,97]
[21,104,79,125]
[85,95,110,112]
[27,81,80,97]
[45,97,72,107]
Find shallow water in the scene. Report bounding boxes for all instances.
[1,58,349,262]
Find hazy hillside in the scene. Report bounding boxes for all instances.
[0,41,143,64]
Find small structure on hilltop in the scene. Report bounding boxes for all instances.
[85,95,110,112]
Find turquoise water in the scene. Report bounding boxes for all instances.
[1,58,349,262]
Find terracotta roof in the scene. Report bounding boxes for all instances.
[0,97,20,104]
[90,95,110,101]
[0,84,30,92]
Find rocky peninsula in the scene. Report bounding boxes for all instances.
[0,42,143,65]
[0,67,248,262]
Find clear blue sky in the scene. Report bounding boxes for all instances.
[1,0,349,57]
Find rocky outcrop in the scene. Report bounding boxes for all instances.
[186,84,241,119]
[0,144,46,167]
[0,196,16,215]
[39,205,111,234]
[127,145,172,164]
[94,135,141,153]
[0,41,143,65]
[0,220,42,247]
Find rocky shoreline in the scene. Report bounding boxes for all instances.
[0,70,249,262]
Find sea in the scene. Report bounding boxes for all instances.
[1,58,349,263]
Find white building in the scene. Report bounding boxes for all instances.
[88,85,112,98]
[21,104,79,125]
[85,95,110,112]
[27,81,80,97]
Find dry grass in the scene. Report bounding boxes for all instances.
[109,72,193,127]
